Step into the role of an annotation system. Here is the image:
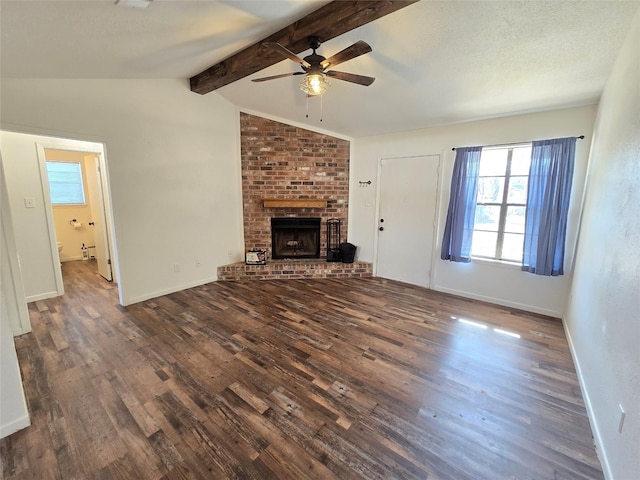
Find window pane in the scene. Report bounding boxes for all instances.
[478,148,507,176]
[477,177,504,203]
[501,233,524,261]
[507,176,528,203]
[505,206,526,233]
[471,231,498,257]
[472,144,532,263]
[510,146,532,175]
[46,162,85,204]
[474,205,501,231]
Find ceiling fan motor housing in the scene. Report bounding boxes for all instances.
[303,37,326,73]
[308,36,322,51]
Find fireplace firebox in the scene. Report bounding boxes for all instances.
[271,217,321,259]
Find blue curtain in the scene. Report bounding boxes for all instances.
[522,137,577,276]
[441,146,482,262]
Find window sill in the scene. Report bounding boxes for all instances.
[470,257,522,271]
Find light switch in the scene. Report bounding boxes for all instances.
[24,197,35,208]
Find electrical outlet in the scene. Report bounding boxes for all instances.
[618,404,626,433]
[173,263,181,273]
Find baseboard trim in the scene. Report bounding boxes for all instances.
[123,276,218,306]
[61,255,82,262]
[431,285,562,318]
[25,291,61,303]
[0,415,30,440]
[562,321,612,480]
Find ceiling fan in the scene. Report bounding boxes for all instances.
[252,36,375,96]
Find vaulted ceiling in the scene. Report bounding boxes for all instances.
[1,0,638,137]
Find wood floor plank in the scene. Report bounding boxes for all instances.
[1,260,604,480]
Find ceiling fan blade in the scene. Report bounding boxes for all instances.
[263,42,311,68]
[321,40,372,69]
[326,71,375,86]
[252,72,304,83]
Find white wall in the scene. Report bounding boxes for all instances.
[1,131,62,301]
[0,156,30,438]
[0,292,30,438]
[1,79,244,305]
[564,10,640,480]
[350,105,597,317]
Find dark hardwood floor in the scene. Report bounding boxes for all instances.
[1,260,603,480]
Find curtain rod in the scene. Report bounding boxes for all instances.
[451,135,584,151]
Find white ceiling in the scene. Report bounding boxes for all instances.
[1,0,638,137]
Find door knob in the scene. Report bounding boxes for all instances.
[379,226,384,231]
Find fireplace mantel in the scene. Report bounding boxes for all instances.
[263,199,328,208]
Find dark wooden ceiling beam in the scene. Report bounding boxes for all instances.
[189,0,419,95]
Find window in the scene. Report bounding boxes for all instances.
[442,137,576,275]
[46,161,86,205]
[471,144,531,262]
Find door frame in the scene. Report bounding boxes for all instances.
[373,154,442,287]
[35,137,120,301]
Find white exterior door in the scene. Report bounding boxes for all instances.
[375,155,440,288]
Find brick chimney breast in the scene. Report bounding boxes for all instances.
[240,113,350,259]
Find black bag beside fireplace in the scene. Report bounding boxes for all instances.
[339,242,357,263]
[326,218,341,262]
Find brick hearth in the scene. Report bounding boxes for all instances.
[218,259,372,281]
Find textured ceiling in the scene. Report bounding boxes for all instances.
[1,0,638,137]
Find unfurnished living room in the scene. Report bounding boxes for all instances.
[0,1,638,479]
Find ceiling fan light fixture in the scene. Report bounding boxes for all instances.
[300,73,329,96]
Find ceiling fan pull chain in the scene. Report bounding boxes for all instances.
[320,93,323,122]
[306,95,309,118]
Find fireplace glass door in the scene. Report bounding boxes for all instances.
[271,217,321,259]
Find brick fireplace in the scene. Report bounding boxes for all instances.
[217,113,372,281]
[240,112,350,259]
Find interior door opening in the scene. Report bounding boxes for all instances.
[33,136,119,303]
[44,148,113,282]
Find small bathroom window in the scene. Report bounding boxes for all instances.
[46,161,86,205]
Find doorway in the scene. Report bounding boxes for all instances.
[375,155,440,288]
[1,130,121,326]
[32,136,117,298]
[42,148,113,282]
